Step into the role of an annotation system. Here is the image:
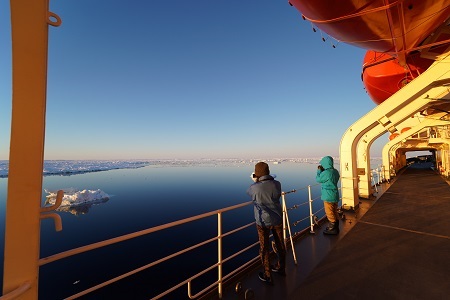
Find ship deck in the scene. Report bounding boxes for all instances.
[214,162,450,299]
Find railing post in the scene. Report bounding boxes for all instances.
[217,212,223,299]
[308,185,315,233]
[282,193,298,265]
[281,194,287,242]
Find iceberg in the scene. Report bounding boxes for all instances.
[45,188,110,208]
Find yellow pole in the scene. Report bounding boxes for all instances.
[3,0,52,297]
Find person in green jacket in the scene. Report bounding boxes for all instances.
[316,156,341,235]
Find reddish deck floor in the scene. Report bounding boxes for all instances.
[214,163,450,299]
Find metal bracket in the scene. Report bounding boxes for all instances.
[40,190,63,232]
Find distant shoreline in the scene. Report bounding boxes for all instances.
[0,157,385,178]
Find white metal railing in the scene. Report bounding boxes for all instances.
[371,165,386,193]
[6,183,331,299]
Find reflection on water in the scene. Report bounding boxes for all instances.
[55,198,110,216]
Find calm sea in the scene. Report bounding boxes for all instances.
[0,159,380,299]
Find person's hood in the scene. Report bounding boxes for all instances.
[319,156,334,169]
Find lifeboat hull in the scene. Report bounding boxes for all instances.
[289,0,450,54]
[362,50,433,104]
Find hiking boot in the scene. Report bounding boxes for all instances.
[323,222,339,235]
[271,265,286,276]
[258,272,273,285]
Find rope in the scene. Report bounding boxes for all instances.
[301,0,403,24]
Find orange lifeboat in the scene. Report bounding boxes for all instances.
[401,127,411,133]
[288,0,450,55]
[389,133,399,141]
[289,0,450,105]
[362,50,433,104]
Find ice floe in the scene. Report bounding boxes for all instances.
[45,188,110,207]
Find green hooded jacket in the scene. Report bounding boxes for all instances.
[316,156,340,203]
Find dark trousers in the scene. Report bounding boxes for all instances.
[256,224,286,277]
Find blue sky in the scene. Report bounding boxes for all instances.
[0,0,386,160]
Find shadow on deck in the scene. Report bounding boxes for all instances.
[215,163,450,299]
